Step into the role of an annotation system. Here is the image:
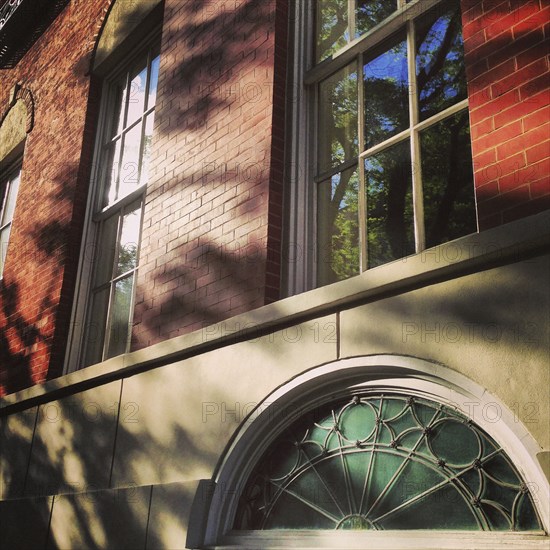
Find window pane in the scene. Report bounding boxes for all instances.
[104,138,122,206]
[365,140,414,268]
[118,123,142,198]
[106,274,134,359]
[236,393,543,531]
[364,36,409,150]
[83,287,110,367]
[111,79,127,138]
[1,172,20,226]
[116,203,142,277]
[93,214,118,286]
[356,0,397,39]
[148,55,160,109]
[416,0,467,121]
[317,166,360,286]
[126,64,147,125]
[316,0,349,63]
[318,65,358,174]
[421,111,476,248]
[0,226,11,275]
[139,113,155,186]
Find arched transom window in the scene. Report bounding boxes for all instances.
[235,393,542,531]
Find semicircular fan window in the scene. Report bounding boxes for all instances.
[234,393,542,531]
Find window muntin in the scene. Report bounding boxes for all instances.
[313,0,477,285]
[234,393,543,531]
[0,166,21,278]
[82,44,159,367]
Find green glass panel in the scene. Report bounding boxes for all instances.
[339,403,376,442]
[428,419,479,467]
[264,489,336,529]
[234,394,543,531]
[373,458,447,520]
[378,484,478,529]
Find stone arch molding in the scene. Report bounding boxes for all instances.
[0,83,34,162]
[88,0,163,74]
[202,355,550,546]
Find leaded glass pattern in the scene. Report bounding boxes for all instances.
[235,394,542,531]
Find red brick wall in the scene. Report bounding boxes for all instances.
[132,0,286,347]
[462,0,550,229]
[0,0,106,395]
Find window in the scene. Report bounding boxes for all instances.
[235,392,542,531]
[79,41,160,367]
[303,0,477,286]
[0,165,21,278]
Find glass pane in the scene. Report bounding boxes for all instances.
[111,79,127,137]
[0,226,11,276]
[1,172,20,226]
[104,138,122,206]
[416,0,467,121]
[139,113,155,186]
[116,203,142,277]
[93,214,118,286]
[316,0,349,63]
[365,140,414,268]
[148,55,160,109]
[106,274,134,359]
[235,393,543,531]
[420,111,476,248]
[83,287,110,367]
[356,1,397,39]
[318,166,360,286]
[126,64,147,125]
[119,123,142,198]
[364,35,409,149]
[318,65,358,174]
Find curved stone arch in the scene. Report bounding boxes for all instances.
[0,83,34,162]
[202,355,550,547]
[87,0,163,75]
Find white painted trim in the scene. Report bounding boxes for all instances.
[204,356,549,547]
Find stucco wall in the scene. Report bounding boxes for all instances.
[1,224,549,548]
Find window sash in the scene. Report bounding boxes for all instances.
[312,0,476,283]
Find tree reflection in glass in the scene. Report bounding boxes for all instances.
[318,167,360,285]
[416,1,466,121]
[364,36,409,149]
[421,111,476,247]
[318,65,358,174]
[365,141,414,268]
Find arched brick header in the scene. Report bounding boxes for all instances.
[0,82,35,134]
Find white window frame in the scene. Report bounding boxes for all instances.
[200,356,550,549]
[284,0,478,295]
[64,28,160,373]
[0,159,22,279]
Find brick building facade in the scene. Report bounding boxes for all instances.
[0,0,549,548]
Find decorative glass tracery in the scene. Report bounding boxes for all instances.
[235,393,542,531]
